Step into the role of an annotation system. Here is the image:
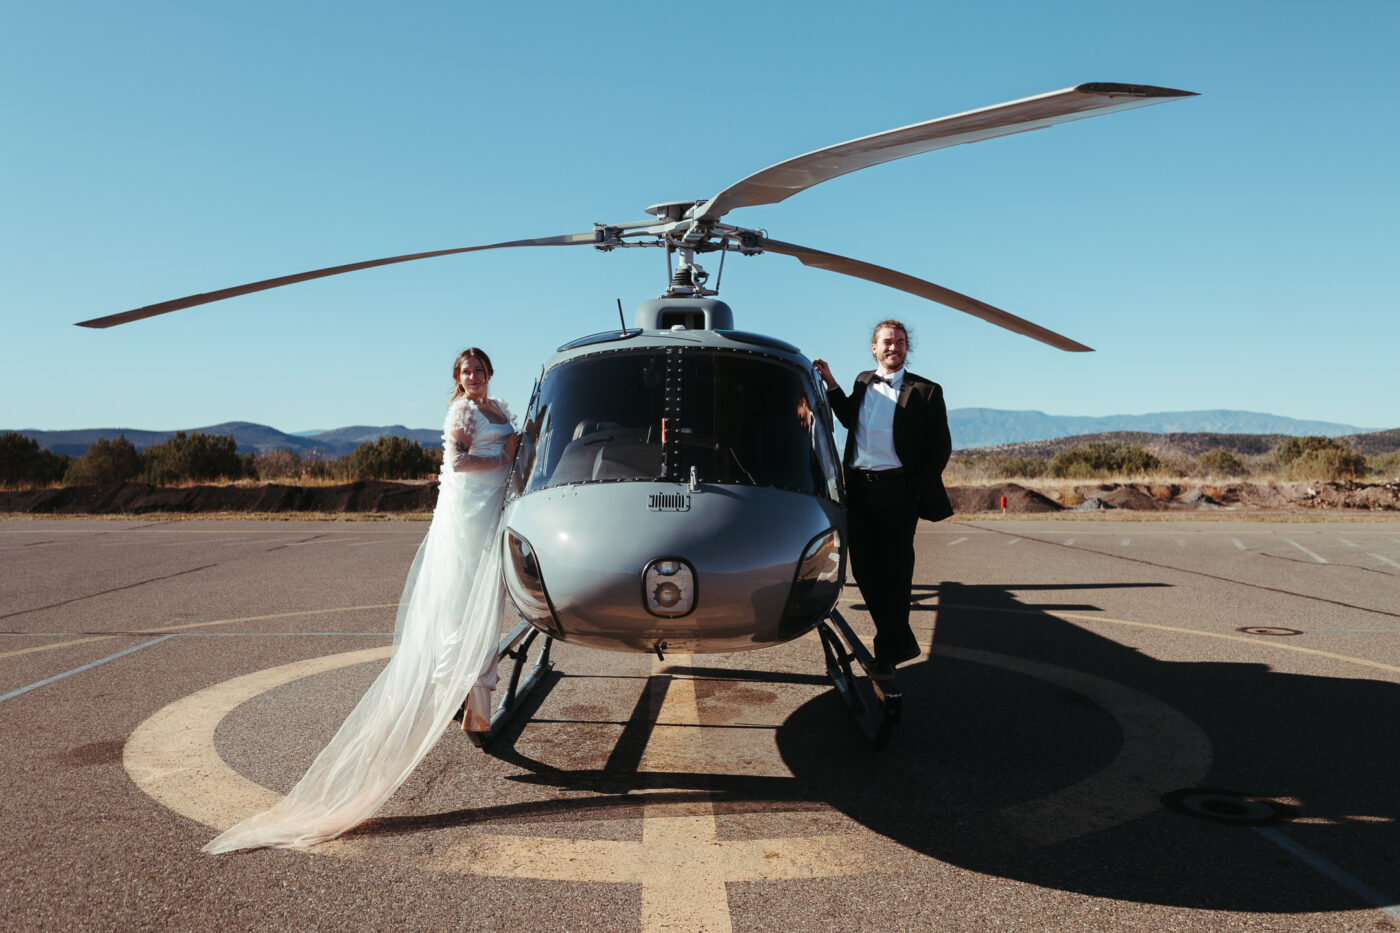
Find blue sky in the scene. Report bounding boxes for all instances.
[3,1,1396,433]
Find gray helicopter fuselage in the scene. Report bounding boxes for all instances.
[499,299,847,654]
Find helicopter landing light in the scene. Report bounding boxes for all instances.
[643,557,696,618]
[504,528,560,635]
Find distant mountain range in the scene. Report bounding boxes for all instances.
[7,410,1389,459]
[9,421,444,458]
[947,409,1381,450]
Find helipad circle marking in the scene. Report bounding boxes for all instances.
[124,645,392,860]
[929,645,1212,850]
[126,640,1216,857]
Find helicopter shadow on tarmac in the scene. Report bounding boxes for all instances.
[343,582,1400,915]
[776,581,1400,913]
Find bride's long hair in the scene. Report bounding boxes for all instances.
[450,347,494,401]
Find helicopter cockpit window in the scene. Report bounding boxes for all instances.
[523,352,666,491]
[675,352,840,500]
[520,348,840,501]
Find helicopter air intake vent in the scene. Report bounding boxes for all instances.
[648,492,691,512]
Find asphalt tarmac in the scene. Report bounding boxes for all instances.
[2,517,1399,932]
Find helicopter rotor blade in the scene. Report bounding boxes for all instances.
[694,83,1196,224]
[758,236,1093,352]
[75,231,601,328]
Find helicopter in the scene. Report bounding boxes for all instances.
[78,82,1197,747]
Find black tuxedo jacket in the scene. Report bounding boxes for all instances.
[826,370,954,522]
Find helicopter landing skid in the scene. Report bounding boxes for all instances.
[816,609,902,749]
[461,619,555,749]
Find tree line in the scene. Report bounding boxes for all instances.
[5,430,1396,490]
[0,431,442,488]
[957,436,1400,482]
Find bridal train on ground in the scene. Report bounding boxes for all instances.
[203,396,515,853]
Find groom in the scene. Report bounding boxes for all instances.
[814,320,952,680]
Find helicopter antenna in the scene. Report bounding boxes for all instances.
[616,298,626,331]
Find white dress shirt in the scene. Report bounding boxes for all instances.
[852,367,903,471]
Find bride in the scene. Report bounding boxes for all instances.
[204,347,520,853]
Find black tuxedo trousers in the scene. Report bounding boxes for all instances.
[845,468,921,662]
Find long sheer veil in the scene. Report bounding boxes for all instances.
[203,426,510,853]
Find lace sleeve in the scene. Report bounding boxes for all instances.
[445,398,510,473]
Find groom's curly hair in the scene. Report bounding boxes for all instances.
[871,319,912,353]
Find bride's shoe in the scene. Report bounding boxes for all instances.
[462,685,494,732]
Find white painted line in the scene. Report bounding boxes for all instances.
[1006,539,1021,547]
[1370,553,1400,570]
[1254,826,1400,921]
[1063,539,1074,546]
[0,635,174,704]
[1338,538,1359,548]
[1285,538,1329,564]
[1120,539,1131,547]
[946,537,968,547]
[1231,538,1247,550]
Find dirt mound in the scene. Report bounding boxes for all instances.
[948,480,1400,513]
[1074,484,1172,511]
[1300,481,1400,511]
[0,481,438,515]
[948,483,1062,514]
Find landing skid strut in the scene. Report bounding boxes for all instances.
[461,619,555,748]
[816,609,902,749]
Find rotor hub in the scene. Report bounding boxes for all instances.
[664,262,715,298]
[644,200,705,222]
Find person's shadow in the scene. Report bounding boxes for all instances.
[775,580,1400,913]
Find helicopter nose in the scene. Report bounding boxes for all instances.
[643,558,695,618]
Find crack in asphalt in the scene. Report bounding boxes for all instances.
[0,564,220,622]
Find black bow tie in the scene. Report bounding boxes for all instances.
[871,374,895,385]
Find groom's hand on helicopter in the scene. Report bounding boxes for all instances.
[812,359,838,390]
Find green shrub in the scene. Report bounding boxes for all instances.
[65,436,141,485]
[342,436,440,480]
[987,456,1046,479]
[0,432,70,487]
[254,449,305,481]
[1283,447,1366,481]
[138,431,247,485]
[1194,448,1247,478]
[1047,442,1161,479]
[1369,450,1400,479]
[1274,436,1347,468]
[1272,436,1365,481]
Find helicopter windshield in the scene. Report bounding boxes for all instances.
[519,347,840,500]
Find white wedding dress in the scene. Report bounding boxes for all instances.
[204,397,515,853]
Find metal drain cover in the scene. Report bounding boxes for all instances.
[1161,788,1297,825]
